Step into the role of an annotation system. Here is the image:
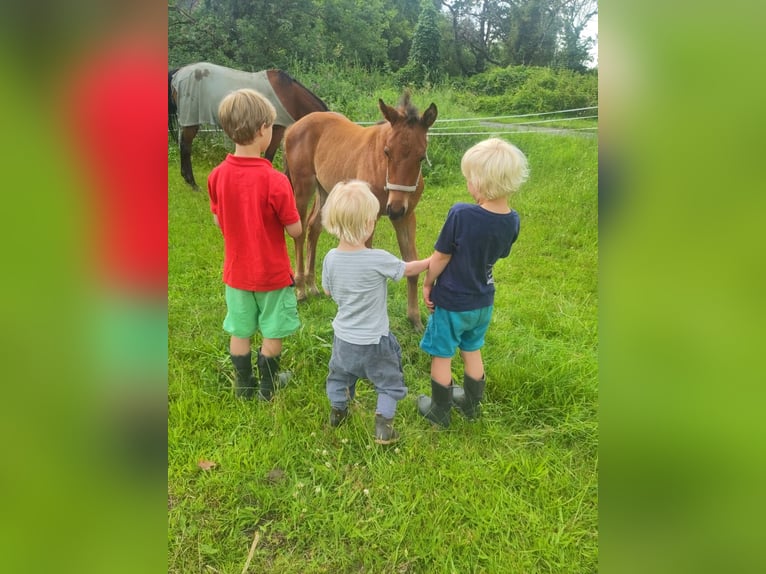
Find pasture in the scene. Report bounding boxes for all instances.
[168,102,598,571]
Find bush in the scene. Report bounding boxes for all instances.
[454,65,598,115]
[460,65,533,96]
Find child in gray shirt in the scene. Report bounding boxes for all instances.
[321,180,430,443]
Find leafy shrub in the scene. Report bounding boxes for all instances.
[455,65,597,115]
[460,66,533,96]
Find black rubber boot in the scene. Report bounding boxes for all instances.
[452,373,486,421]
[329,407,348,427]
[230,352,256,399]
[374,414,400,444]
[256,351,291,401]
[417,379,453,428]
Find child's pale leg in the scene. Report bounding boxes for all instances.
[460,349,484,380]
[230,336,251,356]
[260,337,282,358]
[430,356,453,386]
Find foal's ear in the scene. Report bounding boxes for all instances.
[379,98,401,125]
[421,103,438,129]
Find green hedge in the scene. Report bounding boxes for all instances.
[455,65,598,115]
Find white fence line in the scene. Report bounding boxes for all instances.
[356,106,598,125]
[429,127,597,137]
[174,105,598,135]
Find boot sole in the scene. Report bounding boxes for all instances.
[374,435,399,445]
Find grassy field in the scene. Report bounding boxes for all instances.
[168,126,597,572]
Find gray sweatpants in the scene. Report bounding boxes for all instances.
[326,332,408,419]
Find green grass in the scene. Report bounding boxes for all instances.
[168,129,597,572]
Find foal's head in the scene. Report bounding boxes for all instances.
[378,92,438,220]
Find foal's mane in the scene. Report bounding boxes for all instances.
[398,91,420,124]
[374,91,422,125]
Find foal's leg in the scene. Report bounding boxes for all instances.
[179,125,200,190]
[289,172,317,301]
[304,191,325,297]
[392,211,424,331]
[292,193,311,301]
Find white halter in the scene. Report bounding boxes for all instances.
[384,166,421,193]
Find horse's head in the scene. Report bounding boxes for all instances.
[378,93,438,220]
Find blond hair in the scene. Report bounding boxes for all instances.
[460,138,529,200]
[217,88,276,145]
[322,180,380,245]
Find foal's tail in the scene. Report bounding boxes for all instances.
[283,148,292,184]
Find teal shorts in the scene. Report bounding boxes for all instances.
[419,305,493,358]
[223,285,301,339]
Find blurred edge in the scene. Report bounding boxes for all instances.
[0,2,167,573]
[1,0,765,572]
[601,1,766,573]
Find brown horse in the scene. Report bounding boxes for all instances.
[169,62,328,189]
[284,92,438,330]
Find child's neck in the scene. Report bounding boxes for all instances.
[337,239,367,252]
[479,196,511,214]
[233,131,270,158]
[233,142,266,158]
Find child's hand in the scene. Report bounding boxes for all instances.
[422,285,435,313]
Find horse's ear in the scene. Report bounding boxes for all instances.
[421,103,438,129]
[379,98,401,125]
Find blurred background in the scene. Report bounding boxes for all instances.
[598,2,766,573]
[0,0,764,572]
[0,1,166,572]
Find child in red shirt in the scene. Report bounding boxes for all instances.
[208,89,303,400]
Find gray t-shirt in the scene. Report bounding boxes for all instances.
[322,248,406,345]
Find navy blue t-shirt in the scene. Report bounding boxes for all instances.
[431,203,520,311]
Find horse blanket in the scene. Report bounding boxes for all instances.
[170,62,294,128]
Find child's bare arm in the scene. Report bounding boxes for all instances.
[422,250,451,312]
[212,214,220,228]
[285,220,303,239]
[403,256,431,277]
[424,250,451,285]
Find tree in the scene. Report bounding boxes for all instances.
[554,0,597,71]
[440,0,476,75]
[167,0,598,78]
[168,0,322,69]
[384,0,423,69]
[437,0,596,73]
[317,0,392,68]
[439,0,511,74]
[400,1,443,85]
[504,0,561,66]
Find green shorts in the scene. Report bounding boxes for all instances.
[92,295,167,388]
[223,285,301,339]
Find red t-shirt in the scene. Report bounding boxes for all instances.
[208,155,300,291]
[65,35,168,297]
